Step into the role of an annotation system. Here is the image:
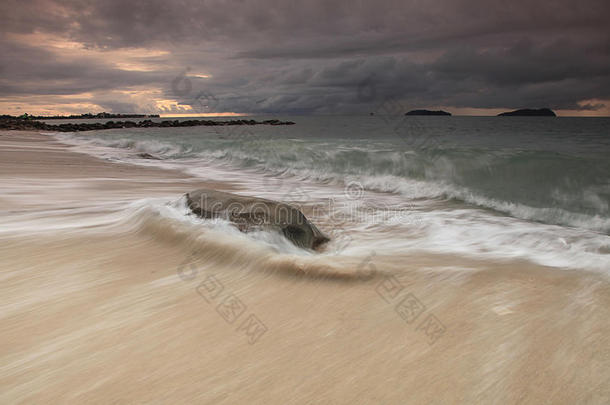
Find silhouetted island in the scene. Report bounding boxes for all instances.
[405,110,452,116]
[498,108,556,117]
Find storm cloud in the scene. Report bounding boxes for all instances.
[1,0,609,115]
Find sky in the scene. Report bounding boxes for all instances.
[1,0,609,116]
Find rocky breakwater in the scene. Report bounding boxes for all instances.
[0,117,295,132]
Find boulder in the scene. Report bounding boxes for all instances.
[137,152,161,160]
[185,189,330,250]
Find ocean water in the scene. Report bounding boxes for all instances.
[49,115,610,271]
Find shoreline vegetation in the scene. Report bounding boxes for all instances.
[9,112,160,120]
[0,116,295,132]
[405,109,452,116]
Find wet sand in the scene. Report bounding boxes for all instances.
[1,131,609,404]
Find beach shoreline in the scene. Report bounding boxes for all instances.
[1,130,609,404]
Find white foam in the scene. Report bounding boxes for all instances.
[41,131,610,273]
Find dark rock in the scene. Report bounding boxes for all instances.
[498,108,556,117]
[137,153,161,160]
[185,189,330,250]
[405,109,452,116]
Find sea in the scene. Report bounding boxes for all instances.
[47,115,610,272]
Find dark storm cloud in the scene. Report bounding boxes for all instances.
[1,0,609,114]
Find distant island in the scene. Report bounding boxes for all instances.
[10,112,160,120]
[498,108,556,117]
[405,109,452,116]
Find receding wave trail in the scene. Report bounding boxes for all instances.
[5,165,610,273]
[0,192,377,280]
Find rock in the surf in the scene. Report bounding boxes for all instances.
[185,189,330,250]
[137,152,161,160]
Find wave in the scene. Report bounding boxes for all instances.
[74,196,610,273]
[188,159,610,234]
[166,136,609,233]
[349,174,610,233]
[51,132,190,160]
[6,180,609,274]
[48,130,610,235]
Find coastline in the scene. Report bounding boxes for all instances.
[0,130,227,183]
[0,118,295,132]
[1,130,609,404]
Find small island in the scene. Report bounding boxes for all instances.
[498,108,556,117]
[405,109,452,116]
